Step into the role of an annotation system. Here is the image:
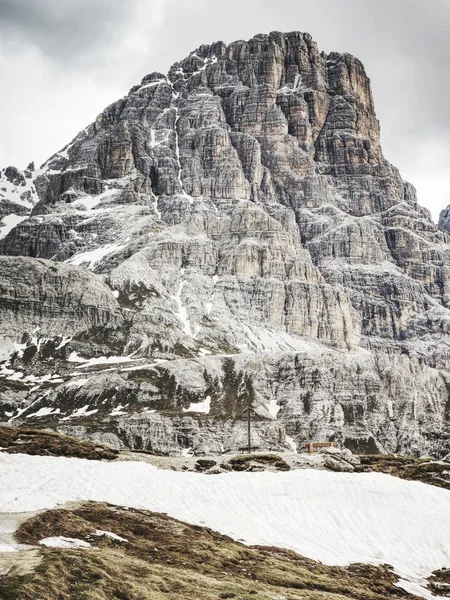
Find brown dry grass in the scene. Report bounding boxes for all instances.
[227,454,290,472]
[428,568,450,596]
[0,502,417,600]
[360,455,450,490]
[0,425,118,461]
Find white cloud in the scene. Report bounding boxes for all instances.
[0,39,121,168]
[0,0,169,168]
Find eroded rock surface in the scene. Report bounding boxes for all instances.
[1,31,449,457]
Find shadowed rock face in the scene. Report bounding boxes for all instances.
[439,205,450,235]
[0,31,450,457]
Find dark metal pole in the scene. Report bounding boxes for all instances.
[247,405,251,453]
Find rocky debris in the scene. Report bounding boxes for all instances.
[226,453,291,472]
[0,31,450,456]
[428,568,450,597]
[319,446,361,472]
[194,458,218,471]
[360,454,450,490]
[118,447,361,475]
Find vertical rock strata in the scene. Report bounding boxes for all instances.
[0,32,449,456]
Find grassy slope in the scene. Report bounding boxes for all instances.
[0,425,118,461]
[360,455,450,491]
[0,503,417,600]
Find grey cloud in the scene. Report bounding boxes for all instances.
[0,0,132,59]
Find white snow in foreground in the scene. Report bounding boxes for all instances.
[39,537,91,549]
[183,395,211,414]
[0,453,449,599]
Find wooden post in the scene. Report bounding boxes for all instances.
[247,405,251,453]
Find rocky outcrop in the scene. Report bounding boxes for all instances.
[439,205,450,235]
[0,31,449,457]
[0,256,121,338]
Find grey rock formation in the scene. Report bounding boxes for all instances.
[0,256,121,338]
[438,205,450,235]
[0,31,449,457]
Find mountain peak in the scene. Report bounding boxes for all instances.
[0,30,449,458]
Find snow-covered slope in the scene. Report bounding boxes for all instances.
[0,165,40,238]
[1,452,449,598]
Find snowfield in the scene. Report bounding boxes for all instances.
[0,452,449,599]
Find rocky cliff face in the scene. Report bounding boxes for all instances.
[439,205,450,235]
[1,31,449,457]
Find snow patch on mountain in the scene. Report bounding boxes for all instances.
[0,214,28,239]
[66,242,128,270]
[183,396,211,413]
[39,537,91,549]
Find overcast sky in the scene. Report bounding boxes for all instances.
[1,0,449,220]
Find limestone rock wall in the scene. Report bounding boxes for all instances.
[0,31,449,456]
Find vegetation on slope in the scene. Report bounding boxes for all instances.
[227,453,291,472]
[428,567,450,597]
[0,425,118,461]
[360,455,450,491]
[0,502,416,600]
